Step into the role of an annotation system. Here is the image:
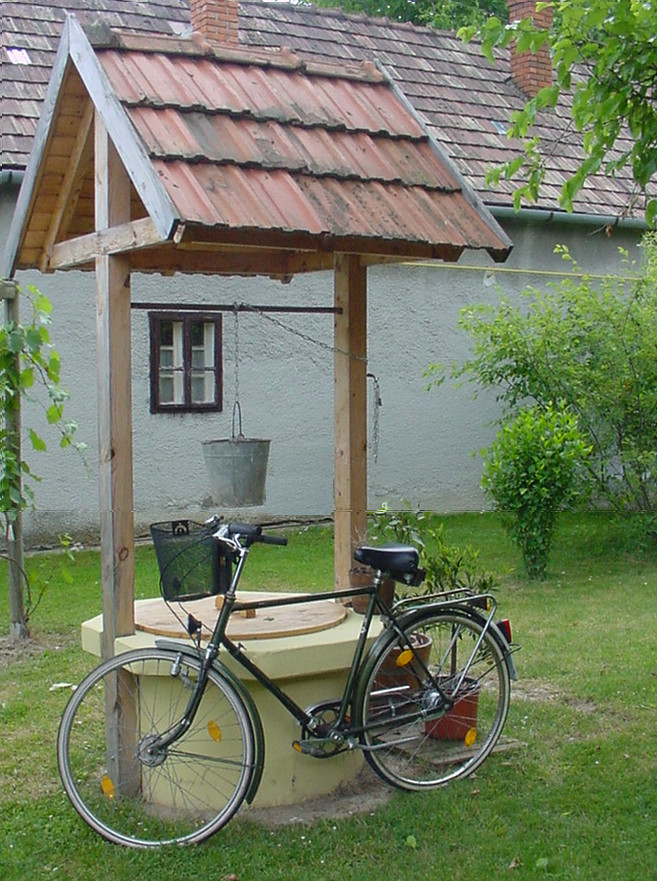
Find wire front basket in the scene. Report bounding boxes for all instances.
[150,520,232,602]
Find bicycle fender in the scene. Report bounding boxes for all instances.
[448,607,519,682]
[155,639,266,804]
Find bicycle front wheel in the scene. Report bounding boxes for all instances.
[57,647,257,847]
[355,608,510,790]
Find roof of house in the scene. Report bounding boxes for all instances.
[4,14,511,276]
[0,0,646,220]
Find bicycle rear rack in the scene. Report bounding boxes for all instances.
[392,588,493,615]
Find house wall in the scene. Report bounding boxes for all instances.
[1,187,642,544]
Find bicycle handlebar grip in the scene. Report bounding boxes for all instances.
[259,533,288,547]
[227,523,288,546]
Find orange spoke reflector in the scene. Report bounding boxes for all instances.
[396,649,414,668]
[101,775,115,799]
[464,728,477,748]
[207,721,222,742]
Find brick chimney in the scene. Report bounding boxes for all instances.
[508,0,553,97]
[190,0,239,46]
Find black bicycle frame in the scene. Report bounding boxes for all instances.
[215,575,392,732]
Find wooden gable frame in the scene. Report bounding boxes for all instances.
[3,14,512,658]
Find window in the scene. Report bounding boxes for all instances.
[149,312,222,413]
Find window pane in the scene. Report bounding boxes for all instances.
[159,375,174,404]
[190,322,216,404]
[190,320,204,347]
[160,320,173,347]
[158,322,184,405]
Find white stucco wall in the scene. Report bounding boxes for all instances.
[0,190,642,543]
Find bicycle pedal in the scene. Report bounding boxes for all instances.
[292,738,338,758]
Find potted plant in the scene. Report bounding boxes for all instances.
[367,502,496,600]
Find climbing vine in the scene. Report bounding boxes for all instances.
[0,283,80,523]
[1,283,83,637]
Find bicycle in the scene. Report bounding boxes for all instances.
[57,518,518,848]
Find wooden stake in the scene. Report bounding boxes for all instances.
[333,253,368,593]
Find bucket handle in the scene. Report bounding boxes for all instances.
[232,401,245,440]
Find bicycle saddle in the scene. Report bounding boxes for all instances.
[354,544,425,586]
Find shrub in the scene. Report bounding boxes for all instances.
[481,404,591,579]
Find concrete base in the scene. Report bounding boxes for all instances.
[81,597,382,807]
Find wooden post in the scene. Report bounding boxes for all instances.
[95,114,135,657]
[333,254,368,592]
[95,115,138,796]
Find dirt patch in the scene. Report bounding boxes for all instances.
[0,633,76,669]
[513,678,597,714]
[238,766,392,828]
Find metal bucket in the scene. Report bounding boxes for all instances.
[202,435,270,507]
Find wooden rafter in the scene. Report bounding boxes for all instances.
[38,98,94,272]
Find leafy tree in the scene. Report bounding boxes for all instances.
[309,0,508,29]
[460,0,657,223]
[427,234,657,515]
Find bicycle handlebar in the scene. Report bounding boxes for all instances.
[220,522,288,547]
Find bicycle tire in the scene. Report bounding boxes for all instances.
[354,607,510,790]
[57,647,257,847]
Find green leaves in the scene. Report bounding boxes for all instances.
[315,0,510,30]
[482,404,591,578]
[432,233,657,532]
[0,284,81,522]
[469,0,657,223]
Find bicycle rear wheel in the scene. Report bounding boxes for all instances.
[57,647,257,847]
[355,608,510,790]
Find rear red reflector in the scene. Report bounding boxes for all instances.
[496,619,512,643]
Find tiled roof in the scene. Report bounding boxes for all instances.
[1,0,189,170]
[0,0,646,218]
[5,17,510,274]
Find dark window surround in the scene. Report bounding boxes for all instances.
[149,311,223,414]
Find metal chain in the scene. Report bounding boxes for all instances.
[232,302,382,457]
[233,304,240,408]
[367,372,382,463]
[238,302,367,363]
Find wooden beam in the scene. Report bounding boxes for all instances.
[49,217,165,269]
[129,244,335,276]
[333,253,368,593]
[95,113,135,656]
[95,115,139,796]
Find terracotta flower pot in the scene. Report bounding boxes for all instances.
[425,677,480,742]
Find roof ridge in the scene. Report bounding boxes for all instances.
[237,0,456,39]
[82,18,385,83]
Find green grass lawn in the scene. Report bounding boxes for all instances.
[1,513,656,880]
